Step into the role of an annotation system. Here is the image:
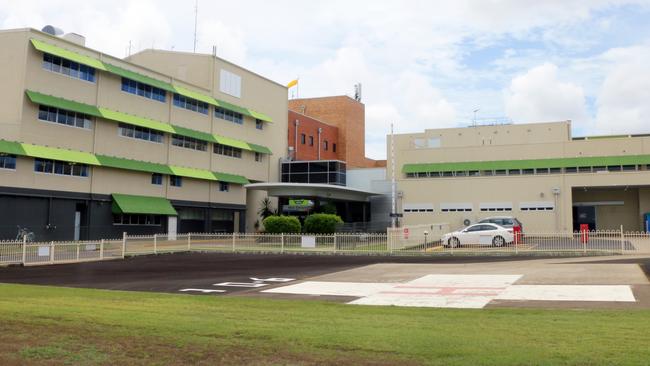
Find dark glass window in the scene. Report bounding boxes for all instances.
[118,123,163,143]
[170,175,183,187]
[215,106,243,124]
[309,136,314,146]
[301,134,306,144]
[38,105,92,129]
[255,119,264,130]
[121,77,166,102]
[34,158,88,177]
[42,53,95,82]
[332,143,337,152]
[219,182,230,192]
[151,173,163,185]
[323,140,328,151]
[0,154,16,169]
[173,94,208,114]
[172,135,207,151]
[213,143,242,158]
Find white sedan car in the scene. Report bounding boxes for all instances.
[442,223,514,247]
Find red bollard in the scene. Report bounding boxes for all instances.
[513,226,522,245]
[580,224,589,244]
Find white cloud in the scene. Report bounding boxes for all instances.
[595,45,650,134]
[504,63,590,126]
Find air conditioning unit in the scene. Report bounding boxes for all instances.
[462,217,474,226]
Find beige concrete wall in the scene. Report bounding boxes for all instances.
[0,30,29,142]
[1,29,289,231]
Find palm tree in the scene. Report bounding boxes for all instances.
[257,197,277,219]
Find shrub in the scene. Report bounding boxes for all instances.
[262,215,301,233]
[303,213,343,234]
[319,203,337,215]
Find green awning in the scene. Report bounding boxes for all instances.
[1,139,252,185]
[103,63,175,93]
[25,90,271,154]
[26,90,102,118]
[213,135,251,151]
[403,155,650,173]
[169,166,217,181]
[31,39,107,71]
[30,38,273,124]
[248,143,272,155]
[111,193,177,215]
[95,155,174,175]
[213,172,250,185]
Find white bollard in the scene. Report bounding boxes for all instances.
[153,234,157,254]
[100,239,105,260]
[121,232,127,258]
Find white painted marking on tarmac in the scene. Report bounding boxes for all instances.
[264,274,637,309]
[496,285,636,302]
[250,277,295,282]
[214,282,269,288]
[179,289,226,293]
[262,281,395,297]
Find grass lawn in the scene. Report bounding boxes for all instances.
[0,283,649,365]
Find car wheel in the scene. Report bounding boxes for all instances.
[492,235,505,247]
[448,237,460,248]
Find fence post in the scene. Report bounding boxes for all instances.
[153,234,157,254]
[22,235,27,265]
[50,241,54,264]
[333,233,337,253]
[100,239,105,260]
[121,232,127,258]
[76,241,80,261]
[620,225,625,254]
[232,232,236,252]
[187,232,191,251]
[280,233,284,253]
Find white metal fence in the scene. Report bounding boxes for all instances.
[2,229,650,267]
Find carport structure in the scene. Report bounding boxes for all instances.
[572,186,650,231]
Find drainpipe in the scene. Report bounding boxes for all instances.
[317,127,322,160]
[294,119,299,160]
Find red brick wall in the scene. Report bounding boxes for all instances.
[288,110,339,161]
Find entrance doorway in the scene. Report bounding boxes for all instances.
[572,206,596,231]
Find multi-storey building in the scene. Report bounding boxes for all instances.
[0,28,287,241]
[392,121,650,232]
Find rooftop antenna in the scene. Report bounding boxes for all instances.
[193,0,199,53]
[472,108,480,127]
[354,83,362,102]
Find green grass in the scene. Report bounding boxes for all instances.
[1,283,649,365]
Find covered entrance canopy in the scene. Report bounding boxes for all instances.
[245,183,380,202]
[245,183,381,223]
[111,193,178,215]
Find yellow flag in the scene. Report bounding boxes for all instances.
[287,79,298,88]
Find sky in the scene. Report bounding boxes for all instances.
[2,0,650,159]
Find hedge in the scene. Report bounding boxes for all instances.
[303,213,343,234]
[262,215,301,233]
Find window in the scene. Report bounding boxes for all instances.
[0,154,16,169]
[38,105,92,129]
[170,175,182,187]
[219,182,230,192]
[332,143,337,153]
[520,202,555,211]
[151,173,163,185]
[301,134,306,144]
[255,152,263,162]
[118,123,164,143]
[215,107,243,124]
[34,159,88,177]
[219,69,242,98]
[309,136,314,146]
[522,168,535,175]
[324,140,328,151]
[172,135,207,151]
[213,143,242,158]
[42,53,95,82]
[113,214,162,226]
[121,77,166,102]
[173,94,208,114]
[255,119,264,130]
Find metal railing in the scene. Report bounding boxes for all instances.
[2,229,650,267]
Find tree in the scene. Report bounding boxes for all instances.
[257,197,277,220]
